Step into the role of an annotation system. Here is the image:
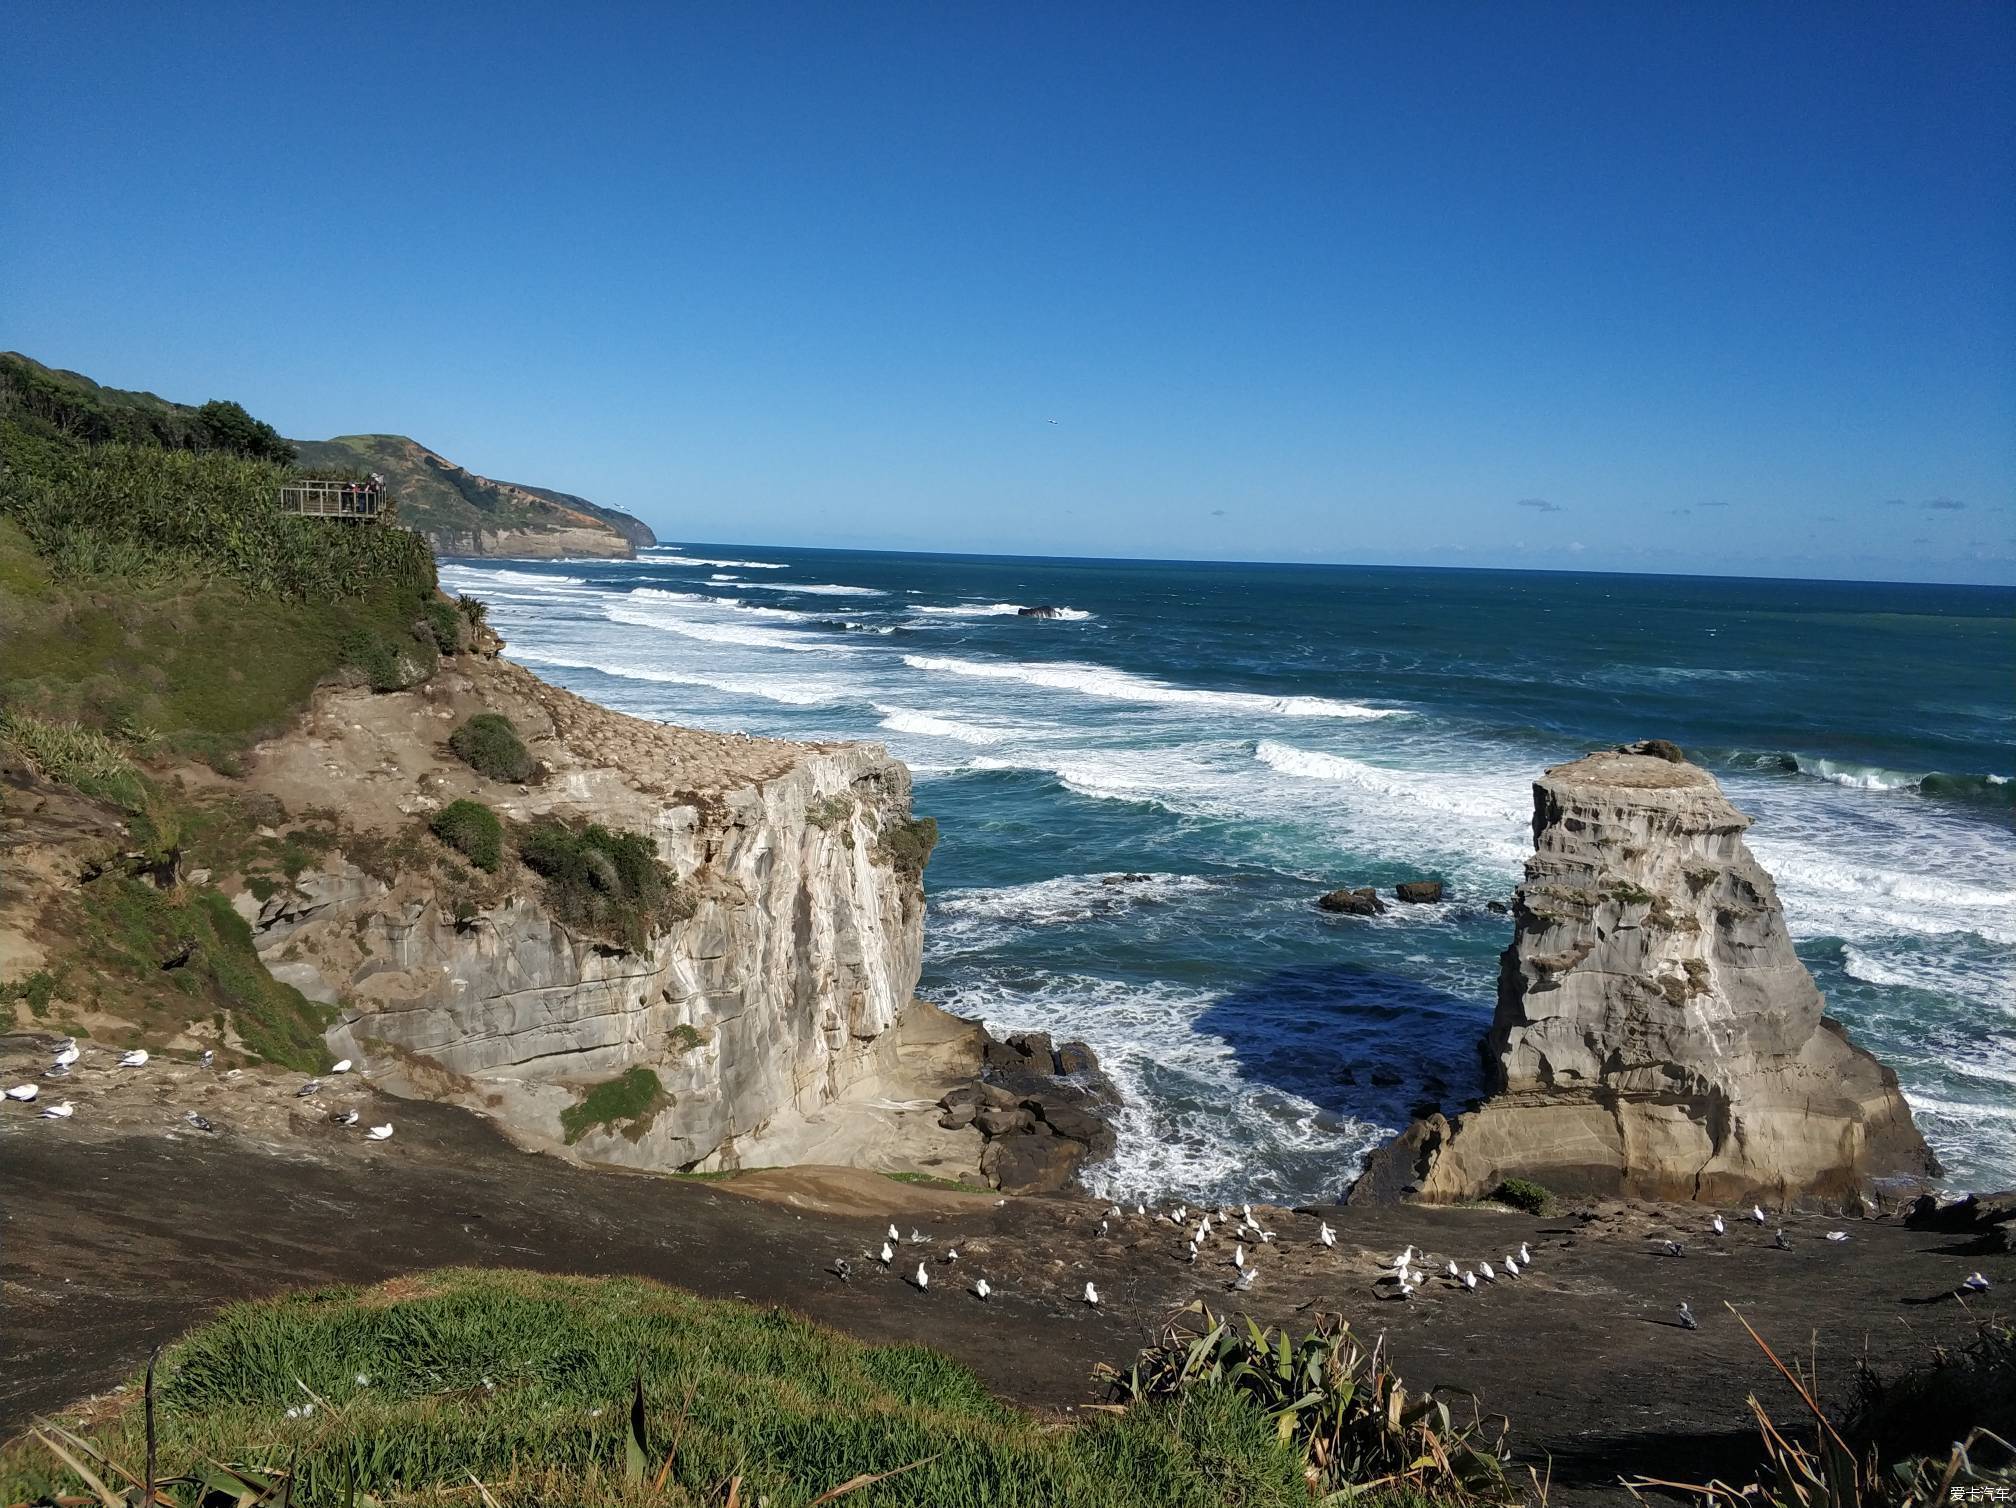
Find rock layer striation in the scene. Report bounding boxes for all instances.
[1354,745,1935,1206]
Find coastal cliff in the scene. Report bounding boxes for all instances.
[223,650,931,1172]
[1353,743,1936,1207]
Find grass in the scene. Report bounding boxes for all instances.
[882,1170,984,1191]
[560,1066,670,1145]
[1489,1178,1553,1216]
[877,816,937,881]
[431,799,504,873]
[449,711,537,784]
[0,1269,1316,1507]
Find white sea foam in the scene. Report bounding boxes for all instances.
[605,599,842,653]
[508,649,843,706]
[916,602,1093,619]
[733,580,884,597]
[440,567,586,588]
[873,706,1018,744]
[931,872,1220,945]
[904,655,1399,719]
[709,573,740,582]
[650,555,789,569]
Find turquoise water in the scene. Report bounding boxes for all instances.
[441,549,2016,1202]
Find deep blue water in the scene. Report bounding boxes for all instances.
[441,547,2016,1202]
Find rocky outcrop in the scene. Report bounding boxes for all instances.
[1317,887,1385,916]
[1393,880,1443,904]
[938,1030,1120,1194]
[225,652,928,1174]
[1352,745,1936,1207]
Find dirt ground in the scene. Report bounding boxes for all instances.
[2,1051,2006,1505]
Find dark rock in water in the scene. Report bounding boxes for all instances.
[1317,887,1385,916]
[1101,872,1153,886]
[1485,899,1510,914]
[1394,880,1444,904]
[950,1025,1122,1194]
[1619,738,1687,764]
[1017,605,1065,619]
[1370,1067,1403,1088]
[1055,1040,1101,1076]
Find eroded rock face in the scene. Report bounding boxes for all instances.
[233,662,927,1174]
[1355,747,1935,1206]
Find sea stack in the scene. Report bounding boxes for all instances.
[1353,742,1936,1206]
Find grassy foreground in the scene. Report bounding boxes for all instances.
[0,1270,1320,1508]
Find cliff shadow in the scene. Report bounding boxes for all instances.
[1190,960,1491,1136]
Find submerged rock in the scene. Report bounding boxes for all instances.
[1017,605,1065,619]
[1352,745,1936,1207]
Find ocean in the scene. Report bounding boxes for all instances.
[438,547,2016,1203]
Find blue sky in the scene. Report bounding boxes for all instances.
[5,3,2012,583]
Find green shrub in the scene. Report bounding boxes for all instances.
[1,969,58,1018]
[418,598,462,655]
[559,1066,668,1144]
[1490,1177,1553,1215]
[0,706,149,809]
[519,819,689,953]
[431,800,503,873]
[879,814,938,879]
[339,626,437,692]
[449,712,537,783]
[456,593,488,625]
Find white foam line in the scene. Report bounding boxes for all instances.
[905,654,1400,720]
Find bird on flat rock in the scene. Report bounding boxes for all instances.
[833,1259,852,1283]
[1677,1302,1698,1331]
[912,1263,930,1291]
[1235,1266,1257,1291]
[888,1222,901,1243]
[1751,1205,1767,1225]
[974,1277,992,1300]
[1962,1272,1990,1294]
[1318,1222,1336,1247]
[200,1050,215,1068]
[6,1084,38,1102]
[1083,1281,1100,1306]
[909,1227,929,1245]
[1711,1214,1726,1235]
[878,1242,894,1266]
[1446,1259,1461,1279]
[296,1080,321,1098]
[1478,1261,1496,1282]
[366,1123,393,1141]
[1105,1204,1122,1219]
[332,1059,353,1074]
[1503,1255,1520,1277]
[1396,1245,1415,1268]
[1663,1240,1686,1258]
[1518,1242,1532,1265]
[53,1042,79,1069]
[945,1248,959,1263]
[40,1100,74,1119]
[1233,1244,1245,1269]
[119,1049,148,1068]
[331,1109,359,1127]
[1773,1228,1792,1250]
[1099,1219,1110,1237]
[1825,1231,1850,1243]
[185,1112,215,1133]
[1463,1271,1478,1291]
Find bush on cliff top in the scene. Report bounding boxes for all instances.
[0,1269,1313,1508]
[519,818,690,953]
[431,799,504,873]
[449,711,537,783]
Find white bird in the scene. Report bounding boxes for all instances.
[888,1222,901,1242]
[1825,1231,1850,1243]
[1963,1272,1990,1293]
[1105,1204,1122,1218]
[366,1123,393,1141]
[1446,1260,1461,1279]
[1677,1302,1698,1331]
[1199,1214,1212,1236]
[200,1049,214,1068]
[53,1043,79,1069]
[974,1277,992,1300]
[879,1242,894,1266]
[1257,1227,1276,1244]
[1751,1205,1767,1225]
[1463,1271,1478,1290]
[1242,1202,1253,1222]
[1479,1261,1496,1282]
[913,1263,929,1291]
[1099,1219,1110,1237]
[945,1248,960,1262]
[1133,1204,1145,1216]
[1083,1281,1100,1306]
[1233,1244,1245,1269]
[1504,1255,1520,1277]
[909,1228,927,1245]
[331,1109,359,1127]
[332,1059,353,1074]
[119,1049,149,1068]
[1319,1222,1336,1247]
[1711,1214,1725,1235]
[1396,1245,1416,1268]
[6,1084,38,1102]
[40,1100,74,1119]
[1235,1266,1257,1291]
[185,1112,215,1133]
[1518,1242,1532,1265]
[296,1080,321,1098]
[1185,1245,1198,1264]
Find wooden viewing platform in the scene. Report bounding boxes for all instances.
[277,479,392,523]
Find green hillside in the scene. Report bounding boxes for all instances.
[295,433,655,556]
